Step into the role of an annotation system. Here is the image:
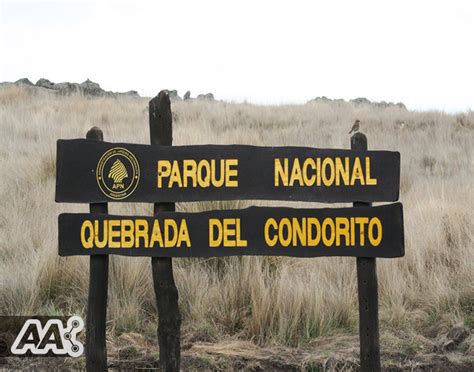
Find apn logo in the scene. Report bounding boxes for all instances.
[10,316,84,357]
[96,147,140,200]
[108,159,129,186]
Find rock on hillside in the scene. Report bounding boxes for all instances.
[310,96,406,109]
[197,93,215,101]
[163,89,181,100]
[1,77,140,98]
[35,78,55,89]
[161,90,216,101]
[14,78,35,86]
[1,79,219,102]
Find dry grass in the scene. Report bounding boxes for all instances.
[0,86,473,353]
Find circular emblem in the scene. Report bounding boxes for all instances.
[96,147,140,200]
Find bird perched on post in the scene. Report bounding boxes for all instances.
[349,119,360,134]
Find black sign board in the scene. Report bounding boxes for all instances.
[58,203,404,258]
[55,139,400,203]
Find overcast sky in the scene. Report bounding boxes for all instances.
[1,0,473,112]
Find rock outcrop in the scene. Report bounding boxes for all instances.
[160,90,216,102]
[36,78,55,89]
[167,90,181,101]
[197,93,215,101]
[309,96,406,109]
[350,97,372,106]
[79,79,105,97]
[1,77,140,98]
[1,79,220,102]
[15,78,34,86]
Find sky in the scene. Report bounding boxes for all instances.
[0,0,473,112]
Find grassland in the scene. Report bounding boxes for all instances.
[0,85,473,370]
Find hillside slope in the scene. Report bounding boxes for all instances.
[0,85,473,370]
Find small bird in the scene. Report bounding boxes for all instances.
[349,119,360,134]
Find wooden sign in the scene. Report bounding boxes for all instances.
[56,95,405,371]
[55,139,400,203]
[58,203,404,258]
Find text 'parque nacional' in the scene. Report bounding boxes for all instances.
[56,140,400,203]
[155,156,377,189]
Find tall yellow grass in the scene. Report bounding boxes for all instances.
[0,86,472,346]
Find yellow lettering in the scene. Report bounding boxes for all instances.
[355,217,369,245]
[322,158,335,186]
[209,219,223,247]
[279,218,292,247]
[169,160,182,187]
[365,157,377,185]
[368,218,382,246]
[223,219,236,247]
[335,217,349,246]
[274,158,288,186]
[81,220,93,249]
[264,218,278,247]
[316,158,321,186]
[226,159,238,187]
[177,220,191,247]
[335,157,350,186]
[150,220,163,247]
[157,161,171,188]
[94,220,107,248]
[121,220,134,248]
[135,219,149,247]
[289,159,303,186]
[351,158,365,185]
[211,160,225,187]
[292,217,306,246]
[108,220,121,248]
[350,217,355,246]
[183,160,197,187]
[322,218,335,246]
[307,218,321,246]
[197,160,210,187]
[235,219,247,247]
[165,220,178,247]
[302,158,316,185]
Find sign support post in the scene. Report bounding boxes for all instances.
[352,132,381,372]
[149,91,181,371]
[85,127,109,372]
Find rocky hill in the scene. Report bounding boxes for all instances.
[0,78,140,98]
[0,78,219,102]
[2,78,408,108]
[309,95,406,109]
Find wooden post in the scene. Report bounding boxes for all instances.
[85,127,109,372]
[149,91,181,371]
[351,132,381,372]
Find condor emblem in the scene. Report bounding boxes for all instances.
[96,147,140,200]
